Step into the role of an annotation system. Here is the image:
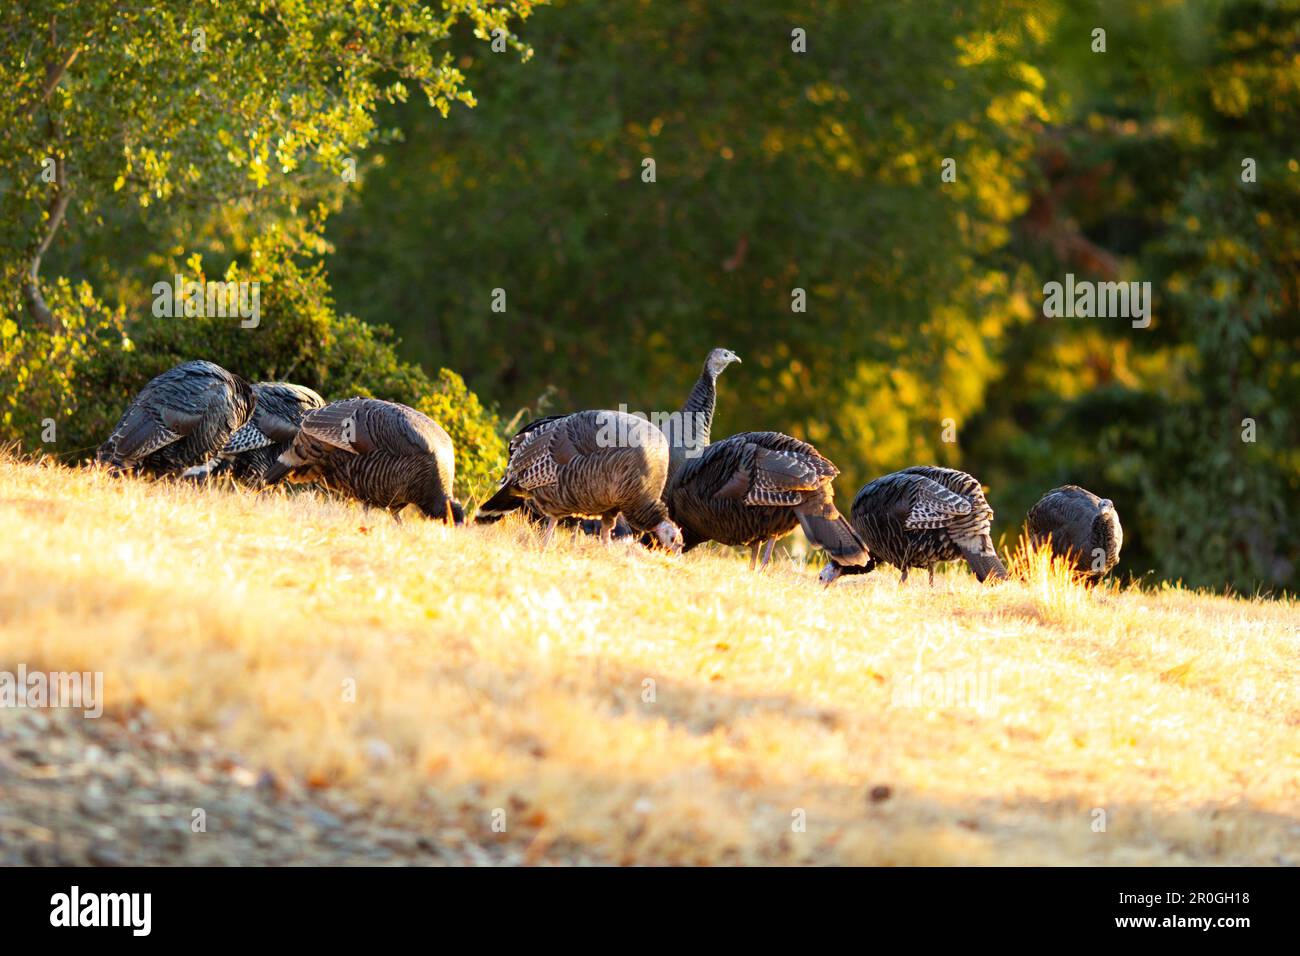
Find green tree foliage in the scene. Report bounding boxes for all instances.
[0,0,539,496]
[0,278,127,444]
[965,0,1299,588]
[329,0,1296,589]
[327,0,1050,488]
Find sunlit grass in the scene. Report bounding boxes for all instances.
[1005,531,1098,625]
[0,456,1296,865]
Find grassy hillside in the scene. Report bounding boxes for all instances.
[0,456,1296,865]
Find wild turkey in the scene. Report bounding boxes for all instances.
[482,347,741,540]
[185,382,325,482]
[472,441,637,537]
[466,420,595,531]
[820,465,1008,585]
[96,360,255,475]
[666,431,869,570]
[477,409,683,549]
[1026,485,1122,576]
[665,348,857,567]
[663,347,742,483]
[262,398,463,522]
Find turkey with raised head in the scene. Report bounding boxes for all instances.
[662,347,741,484]
[820,465,1008,586]
[263,398,463,522]
[477,409,682,550]
[96,360,255,476]
[1026,485,1122,576]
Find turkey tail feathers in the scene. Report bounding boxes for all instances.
[961,548,1009,583]
[475,485,527,520]
[262,459,293,485]
[797,510,870,566]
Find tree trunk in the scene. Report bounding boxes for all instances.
[22,15,82,332]
[24,154,70,332]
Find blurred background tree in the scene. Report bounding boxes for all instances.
[326,0,1297,589]
[964,0,1299,588]
[328,0,1048,485]
[1,0,1294,587]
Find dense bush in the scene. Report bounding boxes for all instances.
[0,237,507,501]
[0,279,128,453]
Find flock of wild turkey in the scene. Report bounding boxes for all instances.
[94,350,1124,583]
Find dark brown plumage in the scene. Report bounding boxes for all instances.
[820,465,1008,585]
[96,360,255,476]
[477,409,683,549]
[186,381,325,482]
[1026,485,1122,576]
[483,347,742,544]
[666,431,869,570]
[263,398,462,522]
[474,418,637,540]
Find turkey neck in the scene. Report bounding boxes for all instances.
[667,368,718,484]
[1091,510,1119,563]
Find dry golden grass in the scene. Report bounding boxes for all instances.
[0,456,1296,865]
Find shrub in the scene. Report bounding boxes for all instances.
[0,279,128,456]
[0,240,506,500]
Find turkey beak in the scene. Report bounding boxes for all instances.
[819,563,843,587]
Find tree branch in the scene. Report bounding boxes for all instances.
[20,13,93,331]
[26,14,82,117]
[24,153,71,332]
[37,45,81,108]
